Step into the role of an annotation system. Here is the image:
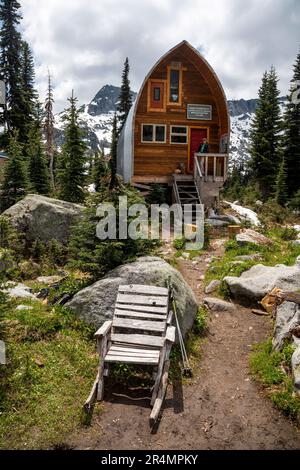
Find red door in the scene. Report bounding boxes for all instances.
[189,128,207,172]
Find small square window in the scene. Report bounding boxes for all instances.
[155,126,165,142]
[142,125,154,142]
[153,87,161,102]
[170,126,188,144]
[142,124,166,143]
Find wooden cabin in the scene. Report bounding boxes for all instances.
[117,40,230,208]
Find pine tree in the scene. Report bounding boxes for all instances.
[117,57,133,131]
[1,130,29,211]
[21,41,37,128]
[58,91,86,203]
[93,149,108,192]
[0,0,27,143]
[44,71,55,190]
[283,50,300,198]
[249,67,282,200]
[27,105,50,195]
[109,112,118,189]
[275,156,288,206]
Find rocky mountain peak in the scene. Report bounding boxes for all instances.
[87,84,137,116]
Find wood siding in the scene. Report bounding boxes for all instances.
[133,42,229,180]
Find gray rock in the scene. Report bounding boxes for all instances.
[292,344,300,396]
[210,214,241,225]
[203,297,236,311]
[255,200,264,207]
[235,254,263,261]
[292,240,300,246]
[236,229,272,246]
[225,256,300,304]
[3,283,35,299]
[36,275,65,285]
[2,194,84,244]
[66,256,198,338]
[16,305,34,311]
[205,280,221,294]
[206,219,229,227]
[272,302,300,351]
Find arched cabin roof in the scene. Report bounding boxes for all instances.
[117,40,230,182]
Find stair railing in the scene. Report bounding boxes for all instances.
[194,154,203,204]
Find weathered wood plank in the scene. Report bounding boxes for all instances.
[105,355,159,365]
[114,309,166,321]
[150,360,170,426]
[109,345,160,356]
[95,320,112,338]
[111,333,165,348]
[117,293,168,307]
[115,303,168,314]
[113,317,165,332]
[118,284,169,296]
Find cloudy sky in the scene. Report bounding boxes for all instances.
[21,0,300,112]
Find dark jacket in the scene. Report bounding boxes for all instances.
[198,142,209,153]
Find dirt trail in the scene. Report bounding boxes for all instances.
[69,240,300,450]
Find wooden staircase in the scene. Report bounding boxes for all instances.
[173,175,202,224]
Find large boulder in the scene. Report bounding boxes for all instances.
[2,194,84,244]
[236,229,272,246]
[224,256,300,305]
[66,256,198,338]
[272,301,300,350]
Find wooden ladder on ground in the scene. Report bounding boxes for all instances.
[84,284,175,427]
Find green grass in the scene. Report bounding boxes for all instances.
[250,339,300,421]
[0,298,98,449]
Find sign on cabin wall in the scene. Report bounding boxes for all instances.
[187,104,212,121]
[0,81,6,106]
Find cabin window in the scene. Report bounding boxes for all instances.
[169,70,180,103]
[142,124,166,143]
[170,126,188,144]
[148,80,165,111]
[153,87,161,102]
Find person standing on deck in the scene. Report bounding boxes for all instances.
[198,138,209,175]
[198,137,209,153]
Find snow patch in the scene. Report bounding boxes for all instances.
[224,201,261,226]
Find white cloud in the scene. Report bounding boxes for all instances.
[20,0,300,111]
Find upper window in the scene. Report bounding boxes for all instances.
[167,66,183,106]
[169,70,180,103]
[170,126,188,144]
[142,124,166,143]
[148,80,165,111]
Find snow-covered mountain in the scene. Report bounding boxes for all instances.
[228,97,287,169]
[54,85,286,167]
[54,85,136,153]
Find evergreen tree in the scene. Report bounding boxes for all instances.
[1,130,28,211]
[27,105,50,195]
[109,112,118,189]
[44,71,55,190]
[0,0,27,143]
[58,91,86,203]
[117,57,132,131]
[275,156,288,206]
[283,50,300,198]
[93,149,108,192]
[21,41,37,128]
[248,67,282,199]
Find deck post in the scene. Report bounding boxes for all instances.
[213,156,216,182]
[205,156,208,182]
